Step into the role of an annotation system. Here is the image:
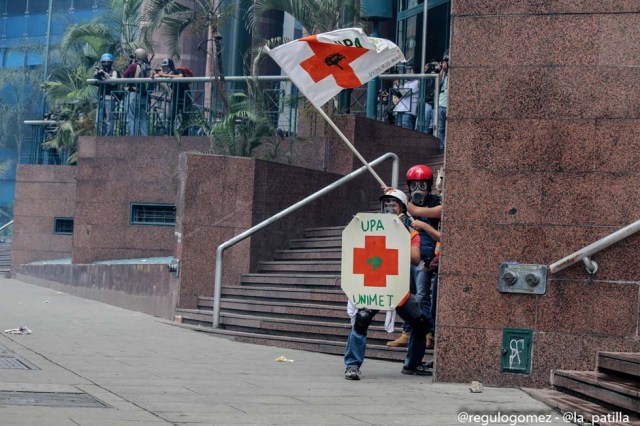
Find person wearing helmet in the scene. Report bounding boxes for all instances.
[344,189,433,380]
[93,53,121,136]
[152,58,190,135]
[386,165,442,349]
[122,48,151,136]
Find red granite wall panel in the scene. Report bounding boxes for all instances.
[72,136,209,264]
[436,2,640,386]
[12,165,76,269]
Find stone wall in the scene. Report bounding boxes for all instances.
[12,166,76,269]
[436,0,640,387]
[174,154,375,309]
[15,263,175,319]
[72,136,209,264]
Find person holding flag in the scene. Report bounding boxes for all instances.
[343,189,433,380]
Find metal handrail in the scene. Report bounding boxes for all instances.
[0,220,13,233]
[212,152,400,327]
[549,219,640,275]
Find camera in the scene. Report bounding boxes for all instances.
[425,62,439,74]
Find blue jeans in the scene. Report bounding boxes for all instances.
[127,92,148,136]
[431,273,438,332]
[419,103,434,134]
[397,112,415,129]
[402,265,433,333]
[344,295,429,370]
[99,96,117,136]
[437,106,447,150]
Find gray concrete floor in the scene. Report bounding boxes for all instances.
[0,277,569,425]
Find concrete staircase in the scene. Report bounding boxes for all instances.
[0,241,11,277]
[528,352,640,425]
[176,225,418,361]
[175,154,444,361]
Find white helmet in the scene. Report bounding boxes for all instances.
[380,188,408,213]
[134,48,148,61]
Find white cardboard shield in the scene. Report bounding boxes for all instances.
[341,213,411,310]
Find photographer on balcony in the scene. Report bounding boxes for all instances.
[391,61,419,130]
[152,58,191,135]
[93,53,120,136]
[122,48,151,136]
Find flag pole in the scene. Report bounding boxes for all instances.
[312,105,387,188]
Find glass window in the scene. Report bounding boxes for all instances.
[27,15,48,36]
[6,2,27,15]
[5,16,26,37]
[28,0,50,14]
[4,49,24,67]
[54,218,74,235]
[130,204,176,226]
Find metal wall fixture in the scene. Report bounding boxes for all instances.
[498,263,547,295]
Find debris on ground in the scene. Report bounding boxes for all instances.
[469,381,483,393]
[4,326,32,335]
[274,355,294,362]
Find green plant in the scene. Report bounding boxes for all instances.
[41,65,98,164]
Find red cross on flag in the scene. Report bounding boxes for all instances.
[267,28,405,108]
[341,213,411,311]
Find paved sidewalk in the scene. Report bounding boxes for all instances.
[0,278,567,425]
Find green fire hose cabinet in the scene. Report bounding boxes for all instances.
[501,328,533,374]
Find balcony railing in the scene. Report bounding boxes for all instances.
[92,75,301,138]
[21,73,443,165]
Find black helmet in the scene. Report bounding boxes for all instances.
[161,58,175,69]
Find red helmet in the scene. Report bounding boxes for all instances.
[406,164,433,182]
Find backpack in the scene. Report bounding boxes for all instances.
[176,66,193,77]
[138,62,150,78]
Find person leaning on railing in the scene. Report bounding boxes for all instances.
[92,53,120,136]
[152,59,192,136]
[122,48,151,136]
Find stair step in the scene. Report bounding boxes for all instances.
[218,312,398,344]
[241,273,341,288]
[525,388,640,424]
[220,286,347,304]
[190,302,402,329]
[259,260,341,273]
[273,249,341,261]
[304,226,344,238]
[220,298,348,321]
[289,237,341,249]
[553,370,640,413]
[599,352,640,378]
[174,322,428,362]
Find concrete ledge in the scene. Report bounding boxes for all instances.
[15,263,177,319]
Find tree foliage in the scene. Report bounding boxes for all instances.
[60,0,150,65]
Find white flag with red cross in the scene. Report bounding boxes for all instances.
[267,27,405,108]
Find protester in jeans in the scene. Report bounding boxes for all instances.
[122,48,151,136]
[387,165,441,350]
[344,189,433,380]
